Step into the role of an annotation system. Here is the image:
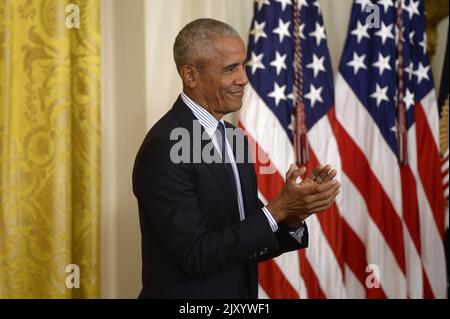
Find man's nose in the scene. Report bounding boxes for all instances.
[236,65,249,86]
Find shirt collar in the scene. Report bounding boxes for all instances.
[180,92,224,138]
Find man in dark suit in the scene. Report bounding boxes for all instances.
[132,18,341,298]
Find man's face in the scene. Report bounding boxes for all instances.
[194,36,248,119]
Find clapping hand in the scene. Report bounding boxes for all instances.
[266,164,341,225]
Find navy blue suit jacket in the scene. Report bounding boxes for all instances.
[132,96,308,298]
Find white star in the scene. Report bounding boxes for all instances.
[378,0,393,13]
[370,84,389,107]
[405,0,420,20]
[246,52,265,74]
[309,22,326,46]
[356,0,372,11]
[372,53,392,76]
[287,114,295,132]
[375,22,394,44]
[419,32,427,55]
[297,0,308,9]
[275,0,292,11]
[304,84,323,108]
[403,88,415,111]
[250,21,267,43]
[255,0,270,11]
[395,25,405,45]
[405,61,414,80]
[414,62,430,84]
[268,82,287,106]
[299,23,306,39]
[287,92,296,103]
[409,31,415,45]
[270,51,287,75]
[390,125,397,133]
[306,54,326,77]
[273,19,291,43]
[313,0,321,12]
[351,20,370,44]
[347,52,367,75]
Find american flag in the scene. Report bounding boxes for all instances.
[240,0,344,298]
[240,0,447,298]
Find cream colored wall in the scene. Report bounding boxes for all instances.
[145,0,254,128]
[101,0,449,298]
[101,0,147,298]
[431,16,449,91]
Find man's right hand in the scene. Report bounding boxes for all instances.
[266,164,341,223]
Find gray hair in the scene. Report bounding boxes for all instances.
[173,18,240,71]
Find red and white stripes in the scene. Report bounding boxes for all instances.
[239,73,447,298]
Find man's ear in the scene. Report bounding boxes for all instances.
[179,65,197,89]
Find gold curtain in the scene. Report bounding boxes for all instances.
[0,0,100,298]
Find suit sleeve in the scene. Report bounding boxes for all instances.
[133,137,279,279]
[251,199,309,263]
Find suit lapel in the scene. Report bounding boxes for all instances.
[172,97,241,220]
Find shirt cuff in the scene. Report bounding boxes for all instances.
[289,224,306,243]
[261,206,278,232]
